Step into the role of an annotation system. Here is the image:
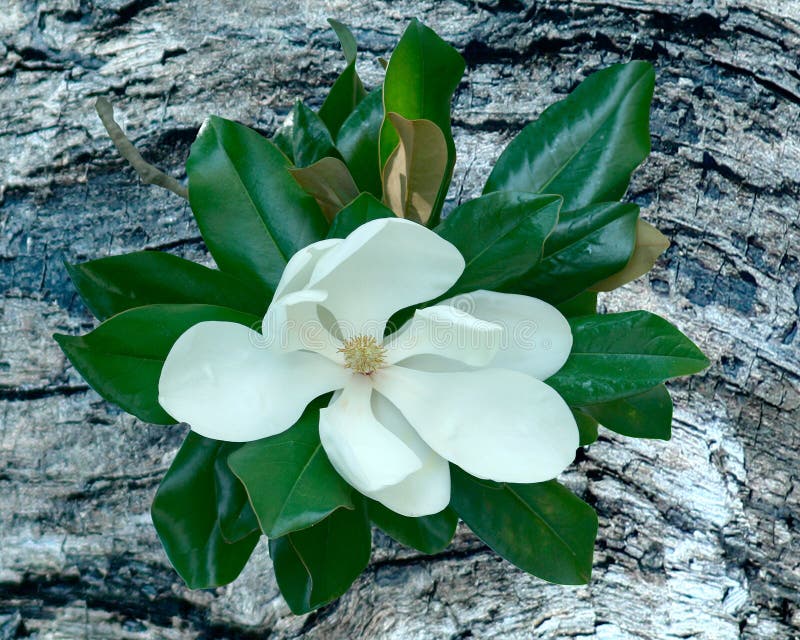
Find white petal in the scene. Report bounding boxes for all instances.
[273,238,342,299]
[308,218,465,340]
[443,290,572,380]
[158,321,349,441]
[261,289,344,362]
[384,305,501,367]
[320,375,422,492]
[373,365,578,483]
[365,392,452,517]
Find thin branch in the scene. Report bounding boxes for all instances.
[95,97,188,200]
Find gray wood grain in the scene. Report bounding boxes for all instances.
[1,1,798,638]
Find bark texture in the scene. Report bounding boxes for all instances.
[1,1,799,638]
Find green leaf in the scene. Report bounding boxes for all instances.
[214,444,260,543]
[572,409,599,446]
[436,192,561,295]
[584,384,673,440]
[557,291,598,318]
[66,251,268,321]
[380,19,465,224]
[187,116,327,291]
[54,304,259,424]
[484,61,655,210]
[152,433,260,589]
[546,311,709,406]
[272,119,295,163]
[590,219,670,292]
[270,502,372,614]
[381,114,448,225]
[450,468,597,584]
[319,20,367,138]
[327,193,396,239]
[291,101,342,167]
[337,88,384,197]
[290,157,360,222]
[368,501,457,554]
[228,399,354,538]
[503,202,638,304]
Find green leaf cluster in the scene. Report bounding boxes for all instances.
[54,19,708,615]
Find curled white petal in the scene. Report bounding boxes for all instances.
[158,321,349,441]
[373,365,578,484]
[384,305,501,367]
[320,375,422,493]
[365,392,452,517]
[443,290,572,380]
[308,218,465,340]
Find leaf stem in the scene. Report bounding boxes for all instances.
[95,97,188,200]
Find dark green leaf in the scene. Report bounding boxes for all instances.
[484,61,655,211]
[368,501,457,554]
[272,120,295,163]
[327,193,396,239]
[547,311,709,406]
[337,88,383,197]
[584,384,673,440]
[228,399,354,538]
[380,19,465,224]
[292,101,342,167]
[214,444,260,543]
[327,19,358,64]
[319,20,367,138]
[436,192,561,295]
[152,433,260,589]
[502,202,638,304]
[66,251,268,321]
[450,468,597,584]
[290,157,360,222]
[54,304,259,424]
[270,502,372,614]
[187,116,327,291]
[572,409,599,446]
[557,291,598,318]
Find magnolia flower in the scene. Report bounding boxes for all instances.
[159,218,578,517]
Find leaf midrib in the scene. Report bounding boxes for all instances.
[534,67,650,195]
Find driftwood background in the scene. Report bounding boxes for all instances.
[1,1,799,638]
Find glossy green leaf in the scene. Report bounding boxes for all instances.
[368,501,457,554]
[66,251,268,321]
[327,193,396,239]
[557,291,598,318]
[319,20,367,138]
[152,433,260,589]
[291,101,342,167]
[436,192,561,295]
[214,444,260,543]
[547,311,709,406]
[590,219,670,292]
[380,19,465,224]
[337,88,383,197]
[289,157,360,222]
[54,304,259,424]
[484,61,655,210]
[272,119,295,163]
[572,409,599,446]
[502,202,638,304]
[228,399,354,538]
[450,468,597,584]
[585,384,673,440]
[270,502,372,614]
[187,116,327,291]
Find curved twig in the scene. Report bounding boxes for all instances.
[95,97,188,200]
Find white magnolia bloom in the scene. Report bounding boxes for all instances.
[159,218,579,517]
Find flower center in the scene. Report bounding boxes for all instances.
[339,335,386,375]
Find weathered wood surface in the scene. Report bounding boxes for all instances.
[1,1,799,638]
